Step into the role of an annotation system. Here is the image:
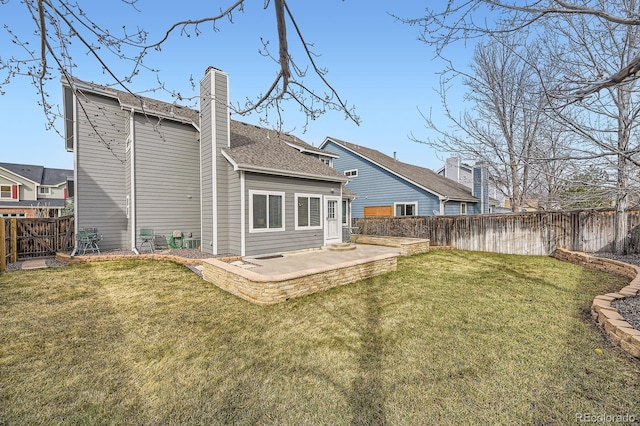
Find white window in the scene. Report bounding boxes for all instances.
[39,187,50,195]
[344,169,358,178]
[320,158,332,167]
[249,190,285,233]
[295,194,322,230]
[394,202,418,217]
[0,185,11,199]
[461,202,467,215]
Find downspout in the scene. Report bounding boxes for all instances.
[130,109,139,254]
[70,92,79,256]
[439,197,449,215]
[240,171,245,256]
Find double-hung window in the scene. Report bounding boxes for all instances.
[250,190,285,232]
[39,187,50,195]
[295,194,322,230]
[394,202,418,217]
[0,185,11,199]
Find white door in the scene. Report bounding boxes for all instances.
[324,196,341,245]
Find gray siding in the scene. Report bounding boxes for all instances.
[133,115,200,249]
[199,68,230,255]
[215,71,231,254]
[75,92,128,250]
[124,112,132,247]
[224,166,242,255]
[199,74,214,253]
[244,174,340,257]
[323,141,441,217]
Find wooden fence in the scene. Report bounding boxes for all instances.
[1,216,75,271]
[353,209,640,256]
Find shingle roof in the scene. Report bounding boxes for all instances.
[225,121,347,182]
[65,77,345,182]
[42,168,73,185]
[0,163,44,184]
[69,77,199,124]
[323,137,478,202]
[0,163,72,186]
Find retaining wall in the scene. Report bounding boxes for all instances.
[554,248,640,358]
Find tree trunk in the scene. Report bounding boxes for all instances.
[614,157,629,255]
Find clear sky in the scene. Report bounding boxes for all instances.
[0,1,468,171]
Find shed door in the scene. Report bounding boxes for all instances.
[324,196,341,245]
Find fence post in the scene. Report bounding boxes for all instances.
[0,218,5,272]
[10,218,17,263]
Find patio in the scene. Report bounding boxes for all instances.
[202,241,427,305]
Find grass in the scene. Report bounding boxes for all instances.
[1,251,639,424]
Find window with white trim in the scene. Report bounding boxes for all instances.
[320,158,332,167]
[0,185,11,199]
[295,194,322,230]
[250,190,285,232]
[394,202,418,217]
[39,187,50,195]
[461,202,467,215]
[344,169,358,178]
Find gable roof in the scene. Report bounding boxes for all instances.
[320,137,478,202]
[223,121,347,182]
[65,77,345,183]
[0,163,72,186]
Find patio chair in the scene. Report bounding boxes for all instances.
[76,227,101,255]
[139,228,155,253]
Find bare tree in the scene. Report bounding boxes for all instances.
[402,0,640,97]
[539,1,640,253]
[0,0,359,135]
[404,0,640,253]
[414,33,549,212]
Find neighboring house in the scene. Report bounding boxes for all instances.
[62,67,353,257]
[437,157,506,211]
[0,162,73,218]
[319,138,490,217]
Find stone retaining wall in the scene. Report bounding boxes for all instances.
[350,235,430,257]
[56,252,240,267]
[554,248,640,358]
[202,253,398,305]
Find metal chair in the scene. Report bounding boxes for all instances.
[139,228,155,253]
[76,227,101,255]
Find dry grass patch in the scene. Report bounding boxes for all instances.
[1,252,639,424]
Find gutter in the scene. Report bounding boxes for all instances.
[221,151,348,183]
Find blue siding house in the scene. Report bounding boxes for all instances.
[319,137,489,217]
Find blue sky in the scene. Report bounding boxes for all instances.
[1,1,467,171]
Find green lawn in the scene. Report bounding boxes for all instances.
[1,251,639,424]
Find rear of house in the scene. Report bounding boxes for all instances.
[63,67,349,256]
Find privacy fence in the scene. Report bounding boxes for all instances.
[1,216,75,272]
[353,209,640,256]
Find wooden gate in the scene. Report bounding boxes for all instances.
[0,216,75,271]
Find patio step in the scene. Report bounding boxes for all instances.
[326,243,357,252]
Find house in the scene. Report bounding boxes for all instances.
[437,157,506,211]
[319,138,489,217]
[0,162,73,218]
[62,67,353,257]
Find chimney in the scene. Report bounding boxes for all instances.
[472,162,489,214]
[200,66,230,254]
